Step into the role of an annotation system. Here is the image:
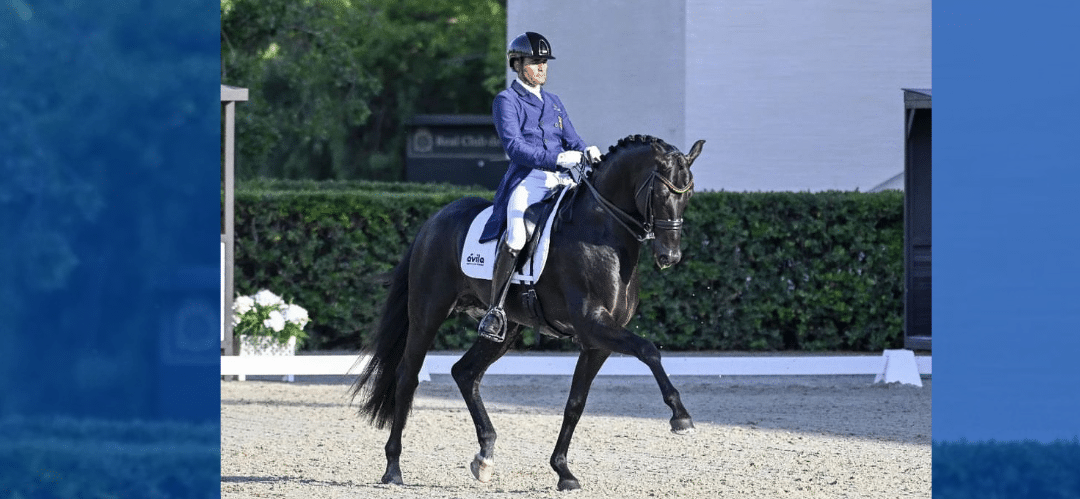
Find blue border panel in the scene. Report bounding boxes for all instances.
[934,3,1080,444]
[2,0,220,496]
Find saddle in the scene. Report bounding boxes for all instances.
[460,184,578,337]
[460,184,570,284]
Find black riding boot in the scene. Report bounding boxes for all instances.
[477,241,520,342]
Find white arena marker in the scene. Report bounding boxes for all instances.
[874,349,923,387]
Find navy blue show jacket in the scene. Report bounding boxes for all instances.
[479,79,588,243]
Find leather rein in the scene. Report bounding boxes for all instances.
[576,160,694,243]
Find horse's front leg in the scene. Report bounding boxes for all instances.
[550,348,611,491]
[451,324,522,483]
[587,325,695,434]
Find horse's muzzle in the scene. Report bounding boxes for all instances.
[654,250,681,269]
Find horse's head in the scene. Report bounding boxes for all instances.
[587,135,705,269]
[639,139,704,269]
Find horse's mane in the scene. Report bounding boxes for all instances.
[600,134,676,164]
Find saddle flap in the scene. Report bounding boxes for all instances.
[460,185,571,284]
[519,185,566,271]
[523,185,565,231]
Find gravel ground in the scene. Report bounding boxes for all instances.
[222,371,930,498]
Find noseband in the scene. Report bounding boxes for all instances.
[580,164,694,243]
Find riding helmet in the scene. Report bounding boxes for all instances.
[507,32,555,69]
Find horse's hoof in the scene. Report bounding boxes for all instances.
[381,460,404,485]
[470,453,494,483]
[670,417,696,435]
[380,473,403,486]
[557,478,581,491]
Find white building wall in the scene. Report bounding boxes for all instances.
[685,0,931,192]
[509,0,930,192]
[507,0,686,157]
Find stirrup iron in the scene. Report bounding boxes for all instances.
[477,308,507,342]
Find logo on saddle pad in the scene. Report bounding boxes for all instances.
[459,187,571,284]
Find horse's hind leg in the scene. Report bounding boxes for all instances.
[379,334,430,484]
[550,348,611,491]
[451,324,522,483]
[381,300,457,485]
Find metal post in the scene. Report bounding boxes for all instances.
[221,85,248,361]
[901,88,931,352]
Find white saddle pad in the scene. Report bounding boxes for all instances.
[460,187,570,284]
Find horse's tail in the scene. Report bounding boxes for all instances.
[349,241,415,429]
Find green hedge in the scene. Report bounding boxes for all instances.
[641,190,904,351]
[233,183,491,351]
[233,183,904,352]
[235,178,492,193]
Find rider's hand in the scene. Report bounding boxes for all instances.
[584,146,602,165]
[556,150,584,168]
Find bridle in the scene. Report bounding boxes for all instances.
[577,160,694,243]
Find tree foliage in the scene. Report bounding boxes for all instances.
[221,0,507,181]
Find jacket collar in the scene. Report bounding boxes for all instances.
[511,79,544,107]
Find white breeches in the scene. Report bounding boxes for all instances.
[505,169,575,250]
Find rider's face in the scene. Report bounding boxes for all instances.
[518,57,548,87]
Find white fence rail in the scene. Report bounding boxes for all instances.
[222,350,930,386]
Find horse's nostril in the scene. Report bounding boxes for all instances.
[655,252,680,269]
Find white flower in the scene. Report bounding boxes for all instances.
[283,304,309,327]
[254,289,284,307]
[233,295,255,315]
[232,289,309,343]
[264,310,286,332]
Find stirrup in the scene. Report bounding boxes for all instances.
[477,308,507,342]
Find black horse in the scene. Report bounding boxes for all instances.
[351,134,705,491]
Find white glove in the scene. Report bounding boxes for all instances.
[556,150,584,168]
[584,145,602,164]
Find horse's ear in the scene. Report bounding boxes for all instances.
[685,140,705,167]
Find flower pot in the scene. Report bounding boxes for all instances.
[237,335,298,382]
[238,334,297,356]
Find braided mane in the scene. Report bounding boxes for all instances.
[601,134,675,163]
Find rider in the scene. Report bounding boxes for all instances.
[476,31,602,342]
